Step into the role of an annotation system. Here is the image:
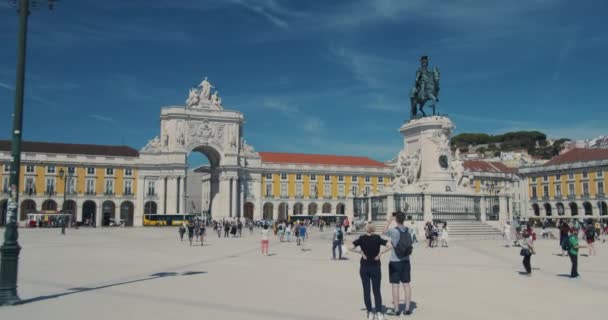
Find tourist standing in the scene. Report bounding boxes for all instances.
[224,221,230,238]
[503,222,512,247]
[566,228,586,278]
[299,223,307,249]
[521,231,535,276]
[410,221,419,245]
[285,224,292,242]
[584,223,596,256]
[559,220,570,256]
[179,222,186,241]
[384,212,414,316]
[278,222,285,242]
[237,220,243,238]
[200,222,206,246]
[344,217,350,233]
[440,223,449,248]
[332,225,344,260]
[187,221,195,246]
[350,223,392,320]
[261,225,270,256]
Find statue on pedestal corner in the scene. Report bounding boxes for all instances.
[410,55,440,118]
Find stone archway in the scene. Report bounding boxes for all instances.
[308,202,317,215]
[322,202,332,214]
[42,199,57,211]
[293,202,303,215]
[336,203,345,215]
[20,199,36,221]
[120,201,134,226]
[544,203,552,216]
[599,201,608,216]
[82,200,97,226]
[583,201,592,216]
[532,203,540,216]
[569,202,578,216]
[263,202,273,220]
[102,200,115,226]
[556,203,565,216]
[244,202,254,220]
[278,202,288,221]
[144,201,157,214]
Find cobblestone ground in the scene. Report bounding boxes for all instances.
[0,227,606,319]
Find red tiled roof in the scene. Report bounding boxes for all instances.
[259,152,388,167]
[0,140,139,157]
[544,148,608,166]
[464,160,516,174]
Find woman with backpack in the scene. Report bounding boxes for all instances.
[585,224,596,256]
[520,231,535,276]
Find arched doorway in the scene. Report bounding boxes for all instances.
[187,144,224,219]
[0,199,8,226]
[263,202,273,220]
[120,201,134,226]
[42,199,57,211]
[308,202,317,215]
[62,200,77,216]
[532,203,540,216]
[336,203,345,215]
[544,203,552,216]
[278,202,288,221]
[293,202,303,215]
[144,201,157,214]
[244,202,254,220]
[20,199,36,221]
[556,203,565,216]
[102,200,115,226]
[599,201,608,216]
[583,201,592,216]
[322,202,331,214]
[82,200,97,226]
[569,202,578,216]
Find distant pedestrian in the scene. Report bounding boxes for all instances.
[237,220,243,237]
[261,225,270,256]
[299,224,307,249]
[343,217,350,233]
[520,231,534,276]
[332,225,344,260]
[559,220,570,256]
[179,222,186,241]
[440,224,449,248]
[224,222,230,238]
[410,221,419,245]
[187,221,195,246]
[350,223,392,320]
[503,222,512,247]
[285,224,292,242]
[565,228,586,278]
[200,222,206,246]
[584,224,596,256]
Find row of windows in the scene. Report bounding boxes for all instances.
[2,176,134,195]
[532,181,605,198]
[264,182,378,198]
[265,173,384,183]
[2,164,133,176]
[531,170,604,183]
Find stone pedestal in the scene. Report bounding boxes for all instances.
[398,116,456,193]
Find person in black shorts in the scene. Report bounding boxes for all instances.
[350,223,392,320]
[384,211,413,316]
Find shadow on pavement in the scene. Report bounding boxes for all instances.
[17,271,207,305]
[557,274,573,278]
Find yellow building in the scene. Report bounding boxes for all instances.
[520,148,608,219]
[254,152,392,220]
[0,140,139,226]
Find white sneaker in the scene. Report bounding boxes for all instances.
[376,313,385,320]
[367,312,375,320]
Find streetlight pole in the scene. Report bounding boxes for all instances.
[59,168,66,235]
[0,1,59,304]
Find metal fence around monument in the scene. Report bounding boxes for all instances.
[354,197,369,220]
[485,196,500,221]
[431,194,480,221]
[394,194,424,221]
[371,196,388,221]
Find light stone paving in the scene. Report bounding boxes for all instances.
[0,227,606,320]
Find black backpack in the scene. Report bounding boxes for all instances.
[336,229,343,241]
[394,227,413,259]
[586,228,595,239]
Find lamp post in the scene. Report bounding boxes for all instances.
[58,168,66,235]
[0,0,59,305]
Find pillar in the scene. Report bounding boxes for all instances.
[480,195,487,222]
[499,195,508,223]
[239,180,245,218]
[423,193,432,222]
[386,195,395,217]
[231,178,237,218]
[179,176,186,213]
[158,176,166,215]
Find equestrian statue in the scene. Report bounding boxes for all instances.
[410,55,440,118]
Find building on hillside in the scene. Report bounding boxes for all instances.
[0,140,139,226]
[519,148,608,220]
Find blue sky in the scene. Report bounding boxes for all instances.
[1,0,607,164]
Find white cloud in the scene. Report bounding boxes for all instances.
[260,97,324,134]
[0,82,13,91]
[231,0,290,30]
[90,114,115,123]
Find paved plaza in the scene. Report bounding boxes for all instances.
[0,227,606,320]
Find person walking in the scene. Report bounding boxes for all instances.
[584,223,596,256]
[200,222,206,246]
[343,217,350,234]
[565,228,586,278]
[179,222,186,241]
[237,220,243,238]
[332,225,344,260]
[261,224,270,256]
[350,223,392,320]
[285,224,292,242]
[558,220,570,256]
[299,223,308,250]
[520,231,535,276]
[384,212,414,316]
[440,223,449,248]
[410,221,419,245]
[187,221,195,246]
[224,221,230,238]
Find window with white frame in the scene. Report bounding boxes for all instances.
[568,172,574,179]
[105,179,114,194]
[86,178,95,194]
[555,174,561,181]
[378,176,384,183]
[583,182,589,195]
[324,183,331,197]
[2,176,8,192]
[296,174,302,181]
[582,171,588,178]
[124,180,133,195]
[568,183,575,196]
[25,177,35,194]
[296,183,303,197]
[67,177,76,194]
[124,168,133,176]
[265,182,272,197]
[46,178,55,194]
[310,185,318,198]
[67,166,75,175]
[106,168,114,176]
[87,167,95,175]
[26,165,35,173]
[280,173,287,180]
[280,183,288,197]
[338,175,344,182]
[365,176,371,183]
[365,185,371,195]
[378,185,384,193]
[47,165,56,174]
[310,174,316,181]
[338,184,344,197]
[555,184,562,197]
[543,185,549,197]
[598,181,604,194]
[352,185,359,196]
[531,186,537,198]
[531,176,536,183]
[324,175,331,181]
[352,176,358,182]
[598,170,604,178]
[2,164,9,173]
[147,180,156,196]
[265,173,272,180]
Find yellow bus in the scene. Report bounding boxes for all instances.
[143,214,195,226]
